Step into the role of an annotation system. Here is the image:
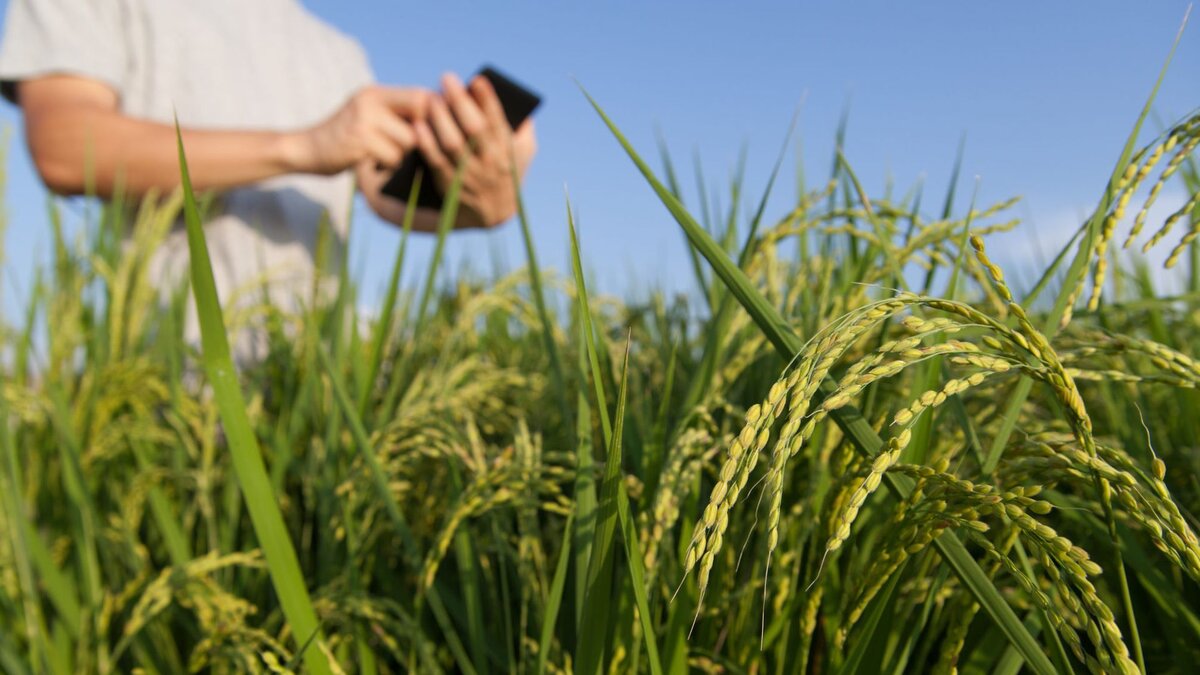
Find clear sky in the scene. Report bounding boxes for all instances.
[1,2,1198,317]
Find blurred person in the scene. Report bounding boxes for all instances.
[0,0,536,356]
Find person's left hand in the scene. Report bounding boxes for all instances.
[414,72,538,229]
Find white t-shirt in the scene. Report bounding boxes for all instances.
[0,0,374,351]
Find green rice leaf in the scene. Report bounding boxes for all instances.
[175,123,333,675]
[568,203,613,444]
[515,168,572,440]
[359,172,422,417]
[576,338,632,675]
[616,482,664,675]
[537,512,574,675]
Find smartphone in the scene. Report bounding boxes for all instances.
[380,66,542,207]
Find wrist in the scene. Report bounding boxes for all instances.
[276,130,313,174]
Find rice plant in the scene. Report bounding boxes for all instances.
[1,59,1199,675]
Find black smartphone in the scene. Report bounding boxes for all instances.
[380,65,542,207]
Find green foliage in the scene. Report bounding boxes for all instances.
[1,96,1199,675]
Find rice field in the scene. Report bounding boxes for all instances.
[1,62,1200,674]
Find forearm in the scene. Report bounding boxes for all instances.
[27,106,307,198]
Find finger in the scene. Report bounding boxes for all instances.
[374,111,416,153]
[513,118,537,173]
[414,120,455,185]
[375,86,430,119]
[442,73,489,149]
[429,95,467,161]
[366,132,403,168]
[469,77,517,168]
[469,76,509,136]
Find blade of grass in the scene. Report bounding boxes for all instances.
[836,559,907,675]
[358,172,423,417]
[413,173,462,328]
[694,150,714,234]
[719,145,748,259]
[46,388,104,667]
[657,131,711,303]
[836,151,908,290]
[0,391,57,673]
[576,338,631,675]
[0,629,32,675]
[827,104,851,215]
[451,471,490,675]
[616,481,664,675]
[537,511,574,675]
[568,203,613,444]
[986,613,1048,675]
[338,490,378,674]
[694,152,721,310]
[20,516,80,640]
[888,560,948,674]
[642,343,676,498]
[571,322,598,633]
[515,169,572,440]
[130,439,192,568]
[175,123,333,675]
[742,109,799,264]
[380,160,467,419]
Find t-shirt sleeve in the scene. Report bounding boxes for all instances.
[0,0,126,104]
[339,37,375,92]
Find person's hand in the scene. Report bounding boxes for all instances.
[414,73,538,229]
[291,86,430,175]
[356,159,443,233]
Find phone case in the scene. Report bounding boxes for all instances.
[380,66,542,208]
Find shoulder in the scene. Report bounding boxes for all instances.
[293,6,374,83]
[0,0,131,104]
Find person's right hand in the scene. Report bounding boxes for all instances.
[290,86,431,175]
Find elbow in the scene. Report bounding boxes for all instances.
[17,79,122,196]
[26,115,95,196]
[31,153,87,196]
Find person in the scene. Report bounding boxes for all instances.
[0,0,536,355]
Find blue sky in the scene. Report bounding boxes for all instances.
[2,1,1198,316]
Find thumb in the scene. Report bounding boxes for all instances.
[355,158,385,193]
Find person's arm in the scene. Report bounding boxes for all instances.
[356,73,537,232]
[17,74,429,198]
